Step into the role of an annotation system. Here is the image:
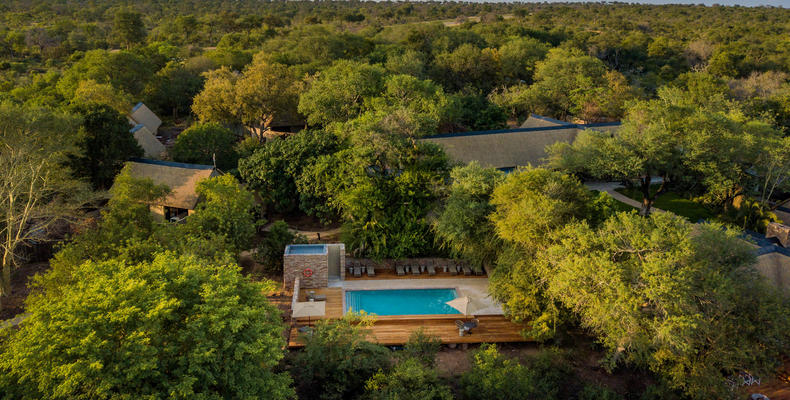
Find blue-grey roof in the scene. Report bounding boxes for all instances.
[130,158,214,170]
[130,123,145,133]
[424,121,622,140]
[744,231,790,257]
[131,102,144,112]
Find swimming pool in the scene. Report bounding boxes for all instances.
[345,289,461,316]
[285,244,327,255]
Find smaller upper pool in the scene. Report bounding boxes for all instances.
[285,244,327,255]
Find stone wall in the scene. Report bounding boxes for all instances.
[284,253,328,289]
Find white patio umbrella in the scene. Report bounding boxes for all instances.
[445,296,487,317]
[292,301,326,326]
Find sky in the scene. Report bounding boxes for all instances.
[488,0,789,6]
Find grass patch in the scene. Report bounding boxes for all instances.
[614,186,715,222]
[590,190,638,213]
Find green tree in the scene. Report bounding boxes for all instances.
[170,122,239,171]
[57,50,155,99]
[542,213,790,399]
[298,60,386,126]
[112,10,146,49]
[0,252,293,399]
[256,220,306,273]
[238,130,340,215]
[460,344,572,400]
[516,48,634,121]
[70,104,144,189]
[185,175,257,252]
[488,167,608,340]
[433,43,501,92]
[144,62,204,119]
[289,315,390,400]
[70,79,133,115]
[364,357,453,400]
[434,162,504,270]
[192,58,301,139]
[498,37,549,84]
[0,104,89,310]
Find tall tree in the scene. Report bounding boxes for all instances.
[112,10,146,49]
[434,162,504,270]
[170,122,238,171]
[70,104,144,189]
[0,252,294,399]
[543,213,790,399]
[0,104,89,310]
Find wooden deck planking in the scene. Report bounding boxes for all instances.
[288,315,526,347]
[294,287,344,319]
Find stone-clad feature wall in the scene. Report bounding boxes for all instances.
[284,244,329,289]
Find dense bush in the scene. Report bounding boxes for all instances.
[170,122,239,170]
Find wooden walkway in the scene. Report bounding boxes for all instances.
[288,315,526,347]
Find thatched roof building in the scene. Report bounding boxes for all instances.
[130,124,166,159]
[421,114,620,170]
[123,159,220,221]
[128,102,162,134]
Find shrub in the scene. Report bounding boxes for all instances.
[289,315,390,400]
[365,357,453,400]
[256,220,307,273]
[170,122,239,170]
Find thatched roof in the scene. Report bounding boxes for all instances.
[130,124,166,159]
[124,159,220,210]
[129,102,162,134]
[422,117,621,169]
[519,114,574,129]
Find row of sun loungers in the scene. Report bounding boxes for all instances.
[347,262,376,278]
[347,262,485,277]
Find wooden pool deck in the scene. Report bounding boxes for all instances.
[288,314,526,347]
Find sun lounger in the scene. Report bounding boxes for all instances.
[462,266,472,276]
[396,265,405,276]
[450,265,458,275]
[354,267,362,277]
[455,319,479,336]
[367,266,375,277]
[474,268,484,276]
[427,265,436,275]
[411,265,420,275]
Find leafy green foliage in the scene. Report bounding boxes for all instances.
[170,122,239,171]
[112,10,146,49]
[542,213,790,399]
[185,174,257,252]
[364,357,453,400]
[0,103,90,308]
[0,252,293,399]
[460,344,572,400]
[434,162,504,269]
[400,328,442,367]
[238,130,340,215]
[256,220,306,273]
[289,315,390,400]
[69,103,143,189]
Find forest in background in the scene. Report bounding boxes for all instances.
[2,2,790,399]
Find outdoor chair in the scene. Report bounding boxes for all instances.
[427,265,436,276]
[411,265,420,275]
[450,265,458,275]
[455,319,479,336]
[474,268,484,276]
[354,267,362,277]
[367,265,375,277]
[463,266,472,276]
[396,265,405,276]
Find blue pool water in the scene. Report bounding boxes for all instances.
[346,289,461,316]
[286,244,327,255]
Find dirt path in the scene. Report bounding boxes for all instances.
[586,181,666,213]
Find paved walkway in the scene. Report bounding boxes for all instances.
[585,181,665,213]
